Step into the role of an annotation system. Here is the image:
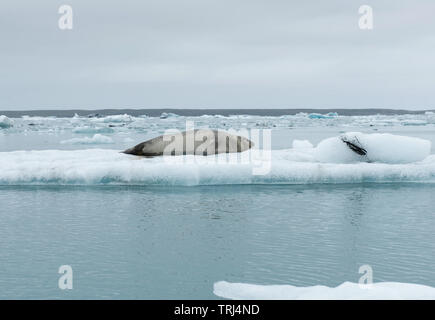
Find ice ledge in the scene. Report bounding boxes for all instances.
[214,281,435,300]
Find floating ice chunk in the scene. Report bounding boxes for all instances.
[0,115,13,128]
[308,113,327,119]
[60,134,114,145]
[401,120,427,126]
[213,281,435,300]
[292,140,314,149]
[102,114,133,123]
[160,112,179,119]
[308,113,337,119]
[21,115,51,121]
[72,126,115,134]
[314,132,431,164]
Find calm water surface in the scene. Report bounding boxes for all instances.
[0,184,434,299]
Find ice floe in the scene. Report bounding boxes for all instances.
[213,281,435,300]
[0,143,434,185]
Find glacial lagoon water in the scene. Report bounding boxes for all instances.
[1,184,435,299]
[1,111,435,299]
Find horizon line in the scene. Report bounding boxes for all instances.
[1,107,434,117]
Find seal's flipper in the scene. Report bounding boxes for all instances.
[340,135,367,156]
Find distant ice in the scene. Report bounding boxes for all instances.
[308,112,338,119]
[123,137,135,144]
[402,120,427,126]
[101,114,133,123]
[60,134,114,145]
[213,281,435,300]
[21,115,58,121]
[160,112,179,119]
[3,113,435,138]
[0,115,13,128]
[72,126,115,134]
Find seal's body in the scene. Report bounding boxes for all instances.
[123,129,253,157]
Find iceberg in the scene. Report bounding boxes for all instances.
[314,132,431,164]
[308,113,337,119]
[213,281,435,300]
[0,115,13,128]
[160,112,179,119]
[101,114,133,123]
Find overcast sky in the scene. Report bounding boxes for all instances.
[1,0,435,110]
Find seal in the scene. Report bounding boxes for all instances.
[123,129,254,156]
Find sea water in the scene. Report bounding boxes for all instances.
[1,111,435,299]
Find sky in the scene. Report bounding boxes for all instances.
[1,0,435,110]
